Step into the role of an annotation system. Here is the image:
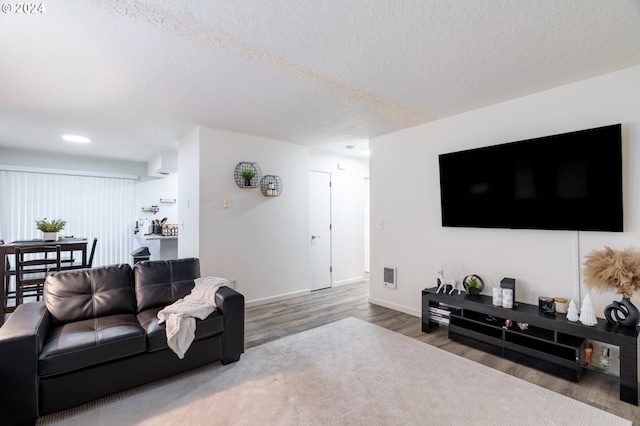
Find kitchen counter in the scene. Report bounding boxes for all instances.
[138,235,178,240]
[134,235,178,261]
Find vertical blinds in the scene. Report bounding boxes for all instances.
[0,170,136,267]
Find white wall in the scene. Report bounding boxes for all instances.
[309,150,369,286]
[178,127,201,259]
[178,129,369,304]
[185,126,310,305]
[369,65,640,317]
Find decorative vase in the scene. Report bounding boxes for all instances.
[42,232,57,241]
[604,297,640,327]
[579,294,598,326]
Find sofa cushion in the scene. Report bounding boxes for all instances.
[137,307,224,352]
[45,264,136,325]
[134,258,201,312]
[38,314,146,377]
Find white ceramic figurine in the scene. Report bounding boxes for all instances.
[436,265,460,294]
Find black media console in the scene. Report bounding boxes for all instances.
[422,287,639,405]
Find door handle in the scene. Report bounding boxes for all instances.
[311,235,320,240]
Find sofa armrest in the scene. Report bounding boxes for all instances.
[215,286,245,364]
[0,301,50,425]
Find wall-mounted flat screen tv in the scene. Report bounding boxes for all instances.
[439,124,623,232]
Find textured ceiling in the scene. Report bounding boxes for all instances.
[0,0,639,161]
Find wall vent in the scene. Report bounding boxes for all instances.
[383,266,397,289]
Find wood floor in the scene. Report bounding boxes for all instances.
[245,279,640,424]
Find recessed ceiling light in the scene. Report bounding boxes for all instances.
[62,134,91,143]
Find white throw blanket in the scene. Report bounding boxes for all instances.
[157,276,228,359]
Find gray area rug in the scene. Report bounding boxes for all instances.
[39,317,630,425]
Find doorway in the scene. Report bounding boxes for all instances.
[309,171,331,291]
[363,177,370,273]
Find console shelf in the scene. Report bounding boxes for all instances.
[422,287,640,405]
[448,307,584,381]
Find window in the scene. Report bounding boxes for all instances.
[0,169,136,267]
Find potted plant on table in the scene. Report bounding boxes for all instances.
[35,218,66,241]
[463,274,484,295]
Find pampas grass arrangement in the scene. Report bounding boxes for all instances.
[583,246,640,298]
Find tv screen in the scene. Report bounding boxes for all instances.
[439,124,623,232]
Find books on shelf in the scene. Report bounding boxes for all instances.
[428,304,455,324]
[429,314,450,324]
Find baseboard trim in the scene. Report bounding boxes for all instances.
[246,289,310,308]
[368,296,420,318]
[333,276,364,287]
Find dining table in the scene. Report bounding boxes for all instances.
[0,238,88,326]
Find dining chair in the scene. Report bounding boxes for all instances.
[4,257,11,312]
[67,238,97,268]
[86,237,97,268]
[4,257,10,291]
[12,245,61,309]
[61,238,96,269]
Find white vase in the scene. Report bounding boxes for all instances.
[42,232,58,241]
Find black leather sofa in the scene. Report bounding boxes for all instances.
[0,258,244,425]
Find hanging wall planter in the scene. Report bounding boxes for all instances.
[234,162,262,188]
[260,175,283,197]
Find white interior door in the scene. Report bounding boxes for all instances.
[309,171,331,291]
